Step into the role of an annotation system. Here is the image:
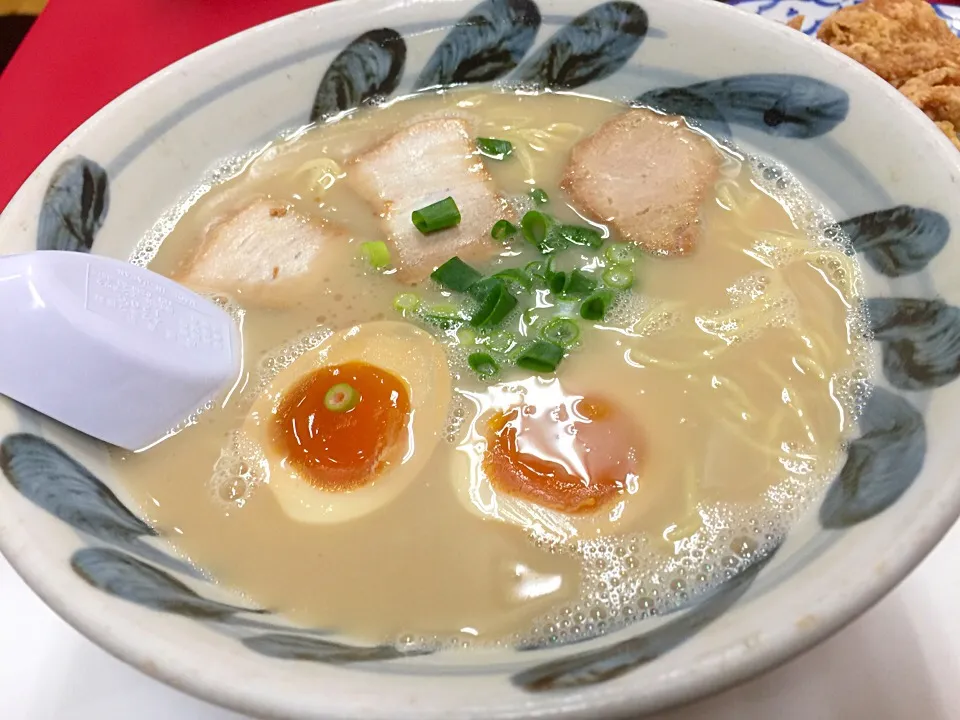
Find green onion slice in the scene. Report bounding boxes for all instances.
[525,260,549,285]
[421,303,463,329]
[476,138,514,160]
[393,292,421,314]
[547,270,567,295]
[521,210,551,249]
[580,290,615,322]
[467,276,501,301]
[457,326,478,346]
[431,256,482,293]
[412,197,461,234]
[468,352,500,378]
[539,318,580,348]
[545,268,596,298]
[604,243,636,265]
[558,224,603,249]
[602,265,634,290]
[531,187,549,205]
[521,211,570,254]
[564,269,597,296]
[485,329,517,353]
[491,219,519,242]
[493,267,532,292]
[520,308,542,333]
[470,279,518,328]
[516,340,564,373]
[359,240,391,269]
[324,383,359,412]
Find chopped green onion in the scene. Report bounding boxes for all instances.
[468,352,500,378]
[602,265,634,290]
[525,260,549,285]
[546,268,596,297]
[604,244,636,265]
[531,187,549,205]
[553,298,580,317]
[558,224,603,248]
[521,211,575,254]
[493,267,532,292]
[485,329,517,353]
[457,326,478,346]
[476,138,513,160]
[412,197,461,234]
[580,290,615,322]
[505,341,529,363]
[521,210,552,250]
[470,279,518,328]
[359,240,391,269]
[516,340,564,373]
[539,318,580,348]
[547,270,567,295]
[491,219,519,242]
[422,303,463,329]
[431,256,482,293]
[467,276,501,301]
[521,307,542,332]
[564,269,597,296]
[393,292,421,314]
[324,383,359,413]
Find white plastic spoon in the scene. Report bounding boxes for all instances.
[0,251,241,451]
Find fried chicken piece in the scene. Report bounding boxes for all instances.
[818,0,960,88]
[785,15,805,31]
[901,68,960,149]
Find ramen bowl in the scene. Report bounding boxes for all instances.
[1,0,959,718]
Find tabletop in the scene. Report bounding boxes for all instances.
[3,0,960,718]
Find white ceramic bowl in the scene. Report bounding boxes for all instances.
[2,0,960,718]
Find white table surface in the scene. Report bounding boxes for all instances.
[2,521,958,720]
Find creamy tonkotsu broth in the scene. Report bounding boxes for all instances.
[114,90,869,647]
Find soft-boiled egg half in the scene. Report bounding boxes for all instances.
[453,376,659,544]
[240,321,451,523]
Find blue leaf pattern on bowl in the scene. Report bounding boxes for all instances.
[513,1,647,90]
[72,547,268,620]
[415,0,541,90]
[37,156,109,253]
[0,433,197,577]
[840,206,949,278]
[820,387,925,528]
[639,74,849,138]
[310,29,407,122]
[868,297,960,390]
[637,87,733,137]
[512,545,779,690]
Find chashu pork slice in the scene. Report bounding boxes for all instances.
[349,118,510,282]
[562,109,722,256]
[174,198,345,308]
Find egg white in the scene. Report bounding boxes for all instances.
[241,321,451,524]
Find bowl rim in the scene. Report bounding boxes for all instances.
[2,0,960,718]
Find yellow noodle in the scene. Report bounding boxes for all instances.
[713,374,763,420]
[663,464,703,543]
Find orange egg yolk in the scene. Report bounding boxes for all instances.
[271,361,411,491]
[483,395,643,514]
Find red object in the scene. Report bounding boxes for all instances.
[0,0,330,209]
